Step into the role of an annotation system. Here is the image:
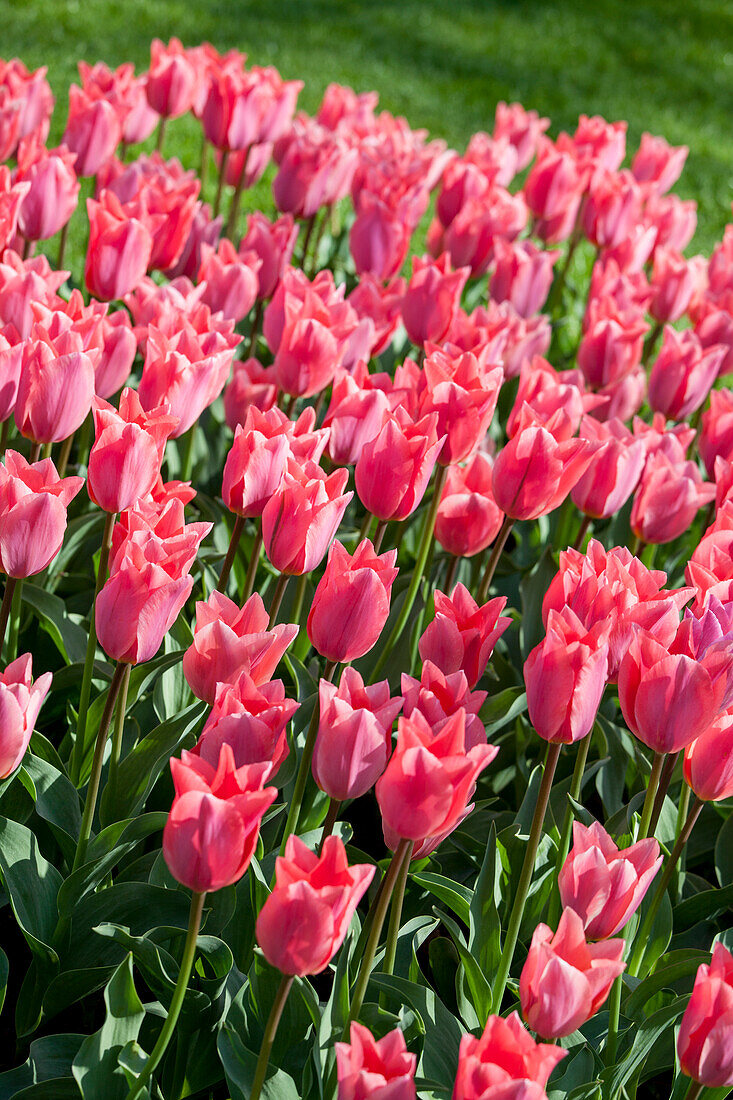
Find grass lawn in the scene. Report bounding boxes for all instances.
[2,0,732,258]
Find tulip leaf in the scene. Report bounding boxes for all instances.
[673,883,733,932]
[22,583,88,665]
[22,753,82,854]
[218,1025,300,1100]
[0,1035,85,1100]
[600,998,688,1097]
[0,816,62,966]
[469,821,502,980]
[481,686,528,736]
[72,953,145,1100]
[715,811,733,887]
[439,909,492,1026]
[0,948,7,1016]
[624,949,710,1021]
[411,871,471,925]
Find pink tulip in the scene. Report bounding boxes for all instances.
[195,671,298,779]
[632,133,688,195]
[435,451,505,559]
[490,239,559,318]
[0,450,83,577]
[0,653,52,779]
[419,344,503,466]
[15,138,80,242]
[85,192,153,302]
[570,417,646,519]
[336,1023,417,1100]
[223,358,278,429]
[198,239,260,323]
[262,458,352,576]
[630,451,715,546]
[355,410,445,522]
[401,254,469,348]
[62,84,121,178]
[146,38,197,119]
[648,327,724,421]
[452,1011,565,1100]
[402,661,487,750]
[419,584,511,688]
[678,943,733,1088]
[222,414,291,520]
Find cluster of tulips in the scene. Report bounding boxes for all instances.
[0,36,732,1100]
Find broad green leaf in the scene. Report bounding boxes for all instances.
[412,871,471,925]
[0,948,7,1014]
[370,973,465,1090]
[0,817,61,965]
[715,811,733,887]
[0,1035,84,1100]
[624,949,710,1021]
[22,754,82,856]
[480,687,527,736]
[218,1025,300,1100]
[600,998,688,1097]
[22,583,87,665]
[469,822,502,982]
[72,954,145,1100]
[674,883,733,932]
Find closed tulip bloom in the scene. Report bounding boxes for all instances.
[163,743,276,893]
[195,672,298,779]
[570,417,646,519]
[222,416,290,519]
[307,538,398,663]
[632,132,688,196]
[256,834,375,976]
[402,661,487,751]
[435,451,505,558]
[520,908,625,1039]
[618,627,728,755]
[678,943,733,1088]
[85,193,153,302]
[419,584,511,688]
[15,323,96,445]
[16,139,80,241]
[146,38,197,119]
[239,211,298,301]
[62,85,121,178]
[0,451,83,577]
[523,138,586,244]
[686,501,733,609]
[336,1023,417,1100]
[683,710,733,802]
[0,654,52,779]
[96,517,210,665]
[262,459,352,576]
[577,302,648,391]
[700,390,733,478]
[506,359,604,444]
[376,709,496,845]
[95,310,137,399]
[87,389,178,514]
[223,358,278,429]
[271,302,341,399]
[452,1010,565,1100]
[559,821,662,939]
[355,410,445,522]
[582,169,641,250]
[182,591,298,704]
[490,239,559,318]
[491,405,599,521]
[419,345,503,465]
[525,608,609,745]
[648,327,724,422]
[198,239,261,323]
[401,254,469,348]
[630,451,715,546]
[0,327,23,423]
[323,368,393,467]
[649,246,698,323]
[349,192,412,282]
[313,668,403,802]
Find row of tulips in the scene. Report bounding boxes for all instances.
[0,35,730,1100]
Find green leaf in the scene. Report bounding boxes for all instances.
[218,1025,300,1100]
[412,871,471,925]
[0,947,7,1014]
[22,754,82,856]
[439,910,492,1027]
[624,949,710,1021]
[674,883,733,932]
[469,822,502,982]
[480,687,527,736]
[22,583,87,665]
[0,816,61,965]
[715,812,733,887]
[600,998,688,1097]
[72,954,145,1099]
[0,1035,84,1100]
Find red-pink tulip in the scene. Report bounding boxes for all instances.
[223,358,278,429]
[648,327,724,421]
[402,661,487,751]
[678,943,733,1088]
[632,133,688,196]
[15,138,79,242]
[570,417,646,519]
[419,584,511,688]
[262,458,352,576]
[198,239,260,323]
[401,254,469,348]
[95,309,137,399]
[700,389,733,478]
[649,246,698,323]
[195,671,298,779]
[221,414,291,520]
[182,590,298,704]
[419,344,502,466]
[683,709,733,802]
[520,908,625,1038]
[582,169,641,250]
[146,38,197,119]
[15,323,96,446]
[490,238,559,318]
[62,84,121,178]
[523,138,587,244]
[163,743,276,892]
[85,192,153,302]
[451,1011,565,1100]
[256,834,374,976]
[0,653,52,779]
[630,451,715,546]
[336,1023,417,1100]
[355,410,445,522]
[322,367,393,467]
[0,450,83,577]
[239,211,298,301]
[435,451,504,559]
[559,821,662,939]
[313,668,403,802]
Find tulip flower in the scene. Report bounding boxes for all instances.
[15,321,97,446]
[402,661,487,751]
[570,417,646,519]
[524,138,587,243]
[582,169,641,250]
[355,410,445,523]
[85,192,153,302]
[223,358,278,429]
[256,834,375,976]
[336,1023,417,1100]
[198,239,260,323]
[686,500,733,608]
[307,538,398,664]
[519,907,625,1039]
[87,389,178,514]
[491,405,599,522]
[222,415,291,519]
[630,451,715,546]
[401,254,469,347]
[240,211,298,301]
[195,672,298,779]
[376,709,496,847]
[146,38,197,119]
[490,238,559,318]
[649,246,698,323]
[15,138,80,242]
[525,608,609,744]
[182,591,298,704]
[419,584,511,688]
[95,310,137,399]
[312,669,403,802]
[577,303,648,391]
[632,132,688,195]
[62,85,121,178]
[0,450,83,577]
[648,327,724,422]
[559,821,662,939]
[451,1011,565,1100]
[700,389,733,478]
[322,368,393,467]
[683,709,733,802]
[262,458,352,576]
[0,653,52,779]
[678,943,733,1088]
[419,345,503,465]
[163,743,276,892]
[435,451,505,559]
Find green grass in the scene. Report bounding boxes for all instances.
[2,0,733,256]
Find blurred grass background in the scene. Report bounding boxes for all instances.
[2,0,732,261]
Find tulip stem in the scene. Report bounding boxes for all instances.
[199,136,209,191]
[0,576,17,654]
[249,973,294,1100]
[477,515,514,604]
[242,524,263,602]
[213,151,229,218]
[373,520,388,554]
[155,117,166,154]
[318,798,341,854]
[56,432,75,478]
[124,890,206,1100]
[491,741,562,1014]
[268,572,291,624]
[29,442,41,463]
[638,751,666,841]
[290,573,308,628]
[356,511,374,547]
[225,145,251,239]
[298,214,317,267]
[372,465,447,680]
[347,837,412,1028]
[247,299,263,356]
[627,795,704,978]
[6,578,23,663]
[217,515,245,593]
[57,220,70,270]
[73,661,128,871]
[605,974,623,1070]
[641,321,663,368]
[548,731,592,927]
[381,840,413,981]
[572,513,592,553]
[179,423,197,481]
[71,511,117,786]
[444,554,460,593]
[105,663,131,812]
[0,417,10,454]
[681,1078,704,1100]
[279,660,337,855]
[648,750,680,837]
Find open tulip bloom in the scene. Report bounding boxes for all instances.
[0,38,730,1100]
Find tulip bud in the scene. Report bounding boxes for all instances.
[678,943,733,1088]
[0,451,83,577]
[195,672,298,779]
[0,654,52,779]
[419,584,511,689]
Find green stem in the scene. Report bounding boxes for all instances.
[547,225,582,315]
[249,973,294,1100]
[247,299,263,357]
[72,661,128,871]
[371,465,447,680]
[124,890,206,1100]
[57,220,70,270]
[279,660,337,855]
[548,731,592,926]
[573,513,592,553]
[627,795,704,977]
[225,145,251,239]
[268,572,291,624]
[6,577,23,663]
[213,151,229,218]
[199,136,209,193]
[641,321,664,368]
[290,573,308,628]
[477,515,514,604]
[0,575,17,654]
[605,973,623,1068]
[680,1078,704,1100]
[0,416,10,454]
[648,750,680,837]
[318,798,341,854]
[638,751,666,841]
[155,117,166,154]
[347,838,412,1027]
[71,511,116,786]
[105,663,131,813]
[298,214,317,267]
[179,422,197,482]
[356,510,375,547]
[56,432,75,478]
[242,524,263,603]
[216,514,245,594]
[381,840,413,979]
[491,741,562,1013]
[444,554,460,593]
[29,441,42,463]
[373,519,388,554]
